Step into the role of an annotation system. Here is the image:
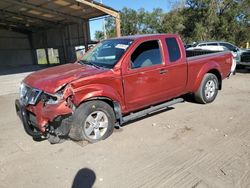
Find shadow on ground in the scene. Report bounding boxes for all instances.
[72,168,96,188]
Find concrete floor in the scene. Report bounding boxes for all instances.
[0,69,250,188]
[0,65,46,96]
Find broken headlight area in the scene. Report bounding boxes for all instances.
[19,83,42,106]
[41,93,63,105]
[19,82,28,99]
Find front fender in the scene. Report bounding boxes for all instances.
[72,84,124,107]
[193,61,222,92]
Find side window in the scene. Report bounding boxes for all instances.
[219,43,235,51]
[207,43,218,46]
[131,40,162,69]
[165,37,181,62]
[199,44,206,47]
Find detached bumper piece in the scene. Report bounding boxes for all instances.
[15,99,44,139]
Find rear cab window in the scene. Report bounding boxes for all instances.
[131,40,162,69]
[165,37,181,63]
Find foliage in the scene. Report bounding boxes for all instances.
[94,31,104,41]
[94,0,250,46]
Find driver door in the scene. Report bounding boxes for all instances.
[122,40,167,111]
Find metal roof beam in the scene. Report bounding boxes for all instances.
[0,25,31,34]
[0,9,63,27]
[0,20,34,33]
[2,0,83,22]
[75,0,119,18]
[75,0,121,37]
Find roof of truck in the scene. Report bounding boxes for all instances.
[107,33,177,41]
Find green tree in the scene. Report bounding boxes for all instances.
[142,8,165,33]
[162,9,185,35]
[94,30,104,41]
[121,7,139,35]
[182,0,249,45]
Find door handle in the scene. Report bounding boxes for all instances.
[159,69,168,74]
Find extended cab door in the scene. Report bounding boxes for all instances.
[160,36,188,98]
[122,39,168,111]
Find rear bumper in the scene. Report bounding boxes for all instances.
[15,99,43,138]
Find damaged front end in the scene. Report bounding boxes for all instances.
[15,83,74,143]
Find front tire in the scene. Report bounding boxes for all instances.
[71,101,115,143]
[195,73,219,104]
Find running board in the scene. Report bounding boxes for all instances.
[122,98,184,123]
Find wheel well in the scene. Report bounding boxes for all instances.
[78,97,112,107]
[207,69,222,90]
[80,97,122,123]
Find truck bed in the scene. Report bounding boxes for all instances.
[186,51,232,93]
[186,49,222,58]
[186,51,230,61]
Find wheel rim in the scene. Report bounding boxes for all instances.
[84,111,108,140]
[205,79,216,99]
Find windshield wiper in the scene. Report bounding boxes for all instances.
[78,60,100,69]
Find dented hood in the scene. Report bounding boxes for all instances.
[24,63,107,93]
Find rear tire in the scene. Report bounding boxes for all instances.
[195,73,219,104]
[71,101,115,143]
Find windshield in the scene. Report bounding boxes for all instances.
[80,39,134,69]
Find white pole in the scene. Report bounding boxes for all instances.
[100,0,107,39]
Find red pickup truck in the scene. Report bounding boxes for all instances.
[15,34,234,143]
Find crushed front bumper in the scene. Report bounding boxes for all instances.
[15,99,73,139]
[15,99,43,138]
